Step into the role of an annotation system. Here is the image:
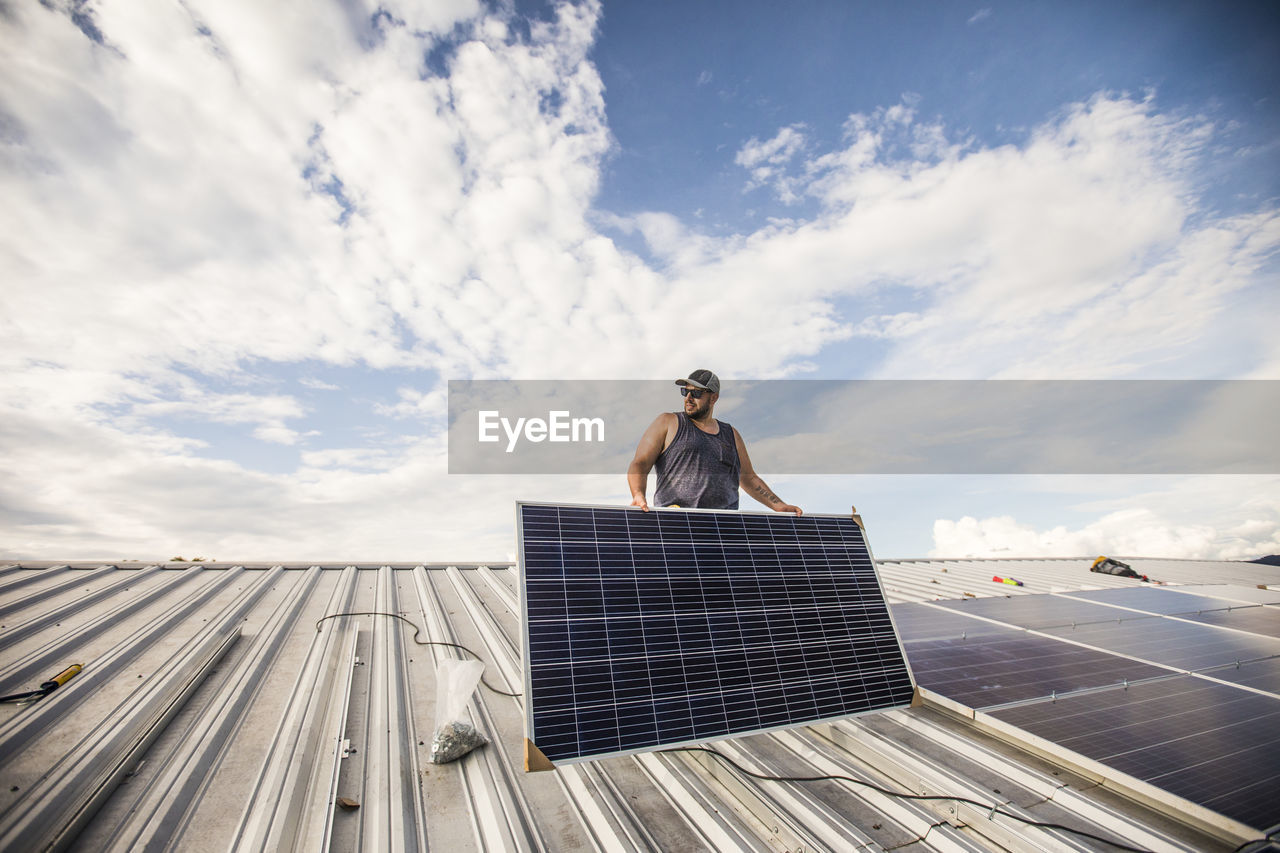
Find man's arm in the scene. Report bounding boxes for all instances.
[733,427,802,514]
[627,413,677,511]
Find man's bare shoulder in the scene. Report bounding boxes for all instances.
[633,411,679,461]
[648,411,680,452]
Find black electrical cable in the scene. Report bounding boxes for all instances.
[0,664,84,704]
[1232,835,1280,853]
[314,611,522,697]
[660,746,1157,853]
[0,688,45,704]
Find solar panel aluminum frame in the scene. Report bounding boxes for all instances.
[516,501,917,770]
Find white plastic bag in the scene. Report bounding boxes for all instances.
[429,658,489,764]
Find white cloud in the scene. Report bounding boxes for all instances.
[375,386,448,421]
[0,404,623,560]
[735,123,808,201]
[120,384,310,445]
[851,312,932,339]
[967,8,993,25]
[932,509,1279,560]
[252,425,308,446]
[684,94,1278,380]
[931,477,1280,559]
[133,392,304,425]
[736,124,808,170]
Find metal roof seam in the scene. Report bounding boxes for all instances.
[0,565,159,662]
[0,569,260,852]
[766,727,979,853]
[579,761,674,851]
[0,565,250,765]
[632,749,775,851]
[708,737,882,851]
[0,565,73,601]
[411,565,552,850]
[228,564,361,852]
[358,566,427,850]
[103,564,323,852]
[443,566,522,697]
[0,563,206,695]
[0,564,120,623]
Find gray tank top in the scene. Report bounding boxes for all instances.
[653,413,741,509]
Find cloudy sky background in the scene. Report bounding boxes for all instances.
[2,0,1278,562]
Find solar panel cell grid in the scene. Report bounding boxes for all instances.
[1178,606,1280,639]
[890,602,1018,641]
[991,676,1280,830]
[520,503,915,765]
[933,594,1154,630]
[1040,618,1280,672]
[1203,657,1280,694]
[889,588,1280,832]
[903,632,1172,708]
[1064,586,1247,616]
[1174,584,1280,606]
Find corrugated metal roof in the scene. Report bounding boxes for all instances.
[0,556,1271,852]
[876,555,1280,604]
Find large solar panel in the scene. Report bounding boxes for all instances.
[1172,584,1280,606]
[1206,657,1280,694]
[1063,586,1245,616]
[893,592,1280,832]
[1040,617,1280,671]
[903,632,1171,709]
[518,503,915,767]
[933,593,1156,630]
[991,676,1280,831]
[1178,606,1280,639]
[890,601,1017,641]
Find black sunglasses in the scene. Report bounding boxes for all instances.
[680,387,709,399]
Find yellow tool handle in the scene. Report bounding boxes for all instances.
[39,664,84,691]
[50,664,83,686]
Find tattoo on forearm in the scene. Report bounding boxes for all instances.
[753,483,781,504]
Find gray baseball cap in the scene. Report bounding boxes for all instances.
[675,369,720,394]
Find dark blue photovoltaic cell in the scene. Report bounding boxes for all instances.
[903,632,1170,708]
[895,585,1280,830]
[1204,657,1280,693]
[520,504,915,764]
[992,676,1280,831]
[933,593,1156,630]
[1178,606,1280,639]
[1171,584,1280,606]
[1063,586,1246,615]
[890,602,1019,641]
[1039,617,1280,671]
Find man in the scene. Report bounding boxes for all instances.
[628,369,803,514]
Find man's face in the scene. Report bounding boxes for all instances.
[682,387,716,419]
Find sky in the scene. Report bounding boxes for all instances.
[2,0,1278,563]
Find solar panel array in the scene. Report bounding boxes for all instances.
[518,503,915,766]
[895,585,1280,832]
